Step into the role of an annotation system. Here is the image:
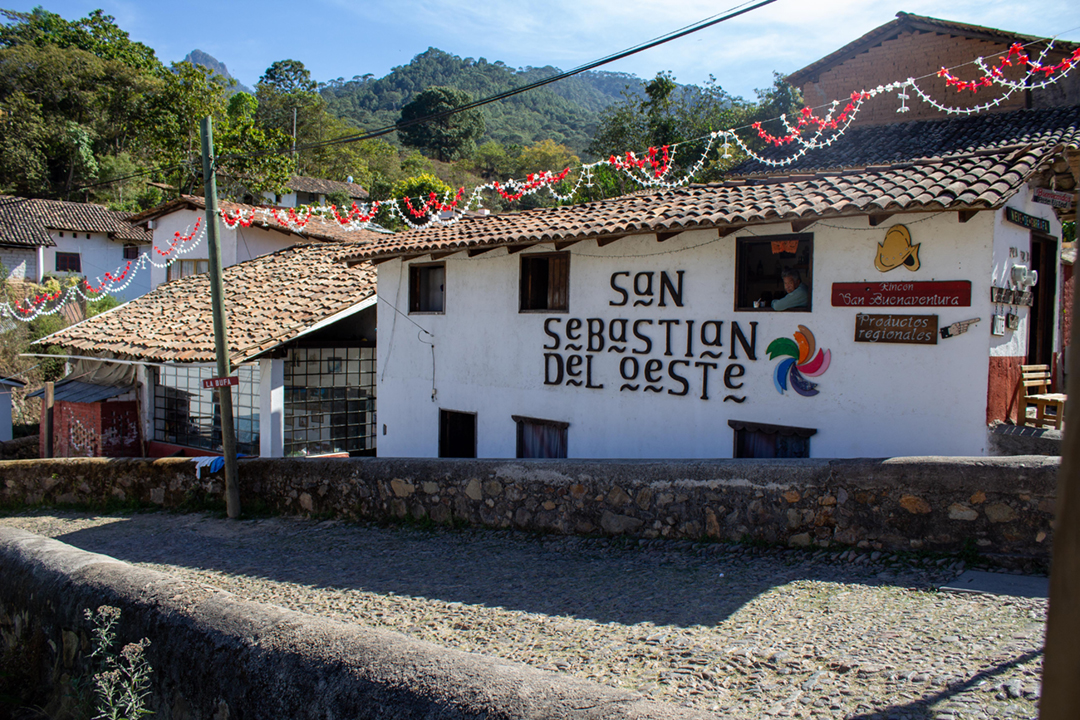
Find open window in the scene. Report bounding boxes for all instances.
[439,409,476,458]
[55,252,81,273]
[735,233,813,311]
[729,420,815,458]
[520,252,569,312]
[513,415,568,458]
[410,263,445,313]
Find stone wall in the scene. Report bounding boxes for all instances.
[0,456,1059,557]
[0,527,712,720]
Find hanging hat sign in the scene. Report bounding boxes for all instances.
[875,225,921,272]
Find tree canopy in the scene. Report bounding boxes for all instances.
[397,86,485,162]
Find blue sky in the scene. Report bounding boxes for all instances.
[4,0,1079,101]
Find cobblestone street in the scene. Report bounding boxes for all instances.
[1,511,1046,720]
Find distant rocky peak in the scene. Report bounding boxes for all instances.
[183,49,252,94]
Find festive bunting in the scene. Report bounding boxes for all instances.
[5,37,1078,321]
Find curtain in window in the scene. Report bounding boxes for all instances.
[520,422,567,458]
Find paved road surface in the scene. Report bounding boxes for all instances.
[1,511,1046,720]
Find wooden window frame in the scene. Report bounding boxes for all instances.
[55,252,81,273]
[519,252,570,313]
[123,244,140,260]
[733,233,813,312]
[409,262,446,314]
[512,415,569,459]
[728,419,816,459]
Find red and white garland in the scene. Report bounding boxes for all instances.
[8,37,1078,321]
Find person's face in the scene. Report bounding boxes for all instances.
[783,276,797,293]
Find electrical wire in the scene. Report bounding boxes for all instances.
[220,0,778,160]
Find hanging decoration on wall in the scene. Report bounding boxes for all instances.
[940,317,982,339]
[767,325,831,397]
[875,225,921,273]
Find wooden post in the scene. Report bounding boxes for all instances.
[42,380,53,458]
[1039,178,1080,718]
[199,117,241,519]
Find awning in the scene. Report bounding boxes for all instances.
[28,381,133,404]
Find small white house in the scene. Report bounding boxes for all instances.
[261,176,369,208]
[0,195,152,300]
[126,195,361,289]
[342,108,1078,459]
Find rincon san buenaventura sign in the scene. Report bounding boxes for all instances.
[832,281,971,307]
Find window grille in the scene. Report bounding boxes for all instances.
[153,365,260,454]
[284,347,376,456]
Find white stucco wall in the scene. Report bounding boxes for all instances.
[148,209,309,289]
[377,210,1020,459]
[988,197,1062,359]
[45,231,151,302]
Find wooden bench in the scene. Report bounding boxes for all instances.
[1019,364,1067,430]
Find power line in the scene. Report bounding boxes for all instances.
[221,0,778,161]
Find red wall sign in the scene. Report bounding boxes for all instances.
[832,281,971,307]
[202,376,239,389]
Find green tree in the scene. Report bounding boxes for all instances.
[397,86,485,162]
[376,172,452,229]
[0,7,159,71]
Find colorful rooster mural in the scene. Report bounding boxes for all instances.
[767,325,831,397]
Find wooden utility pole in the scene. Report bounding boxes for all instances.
[1039,174,1080,718]
[199,117,241,519]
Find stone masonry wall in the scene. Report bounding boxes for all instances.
[0,527,714,720]
[0,456,1059,557]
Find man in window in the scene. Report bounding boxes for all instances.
[771,268,809,311]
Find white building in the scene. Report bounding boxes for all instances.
[0,195,152,300]
[342,108,1078,459]
[38,240,381,459]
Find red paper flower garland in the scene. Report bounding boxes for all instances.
[939,43,1080,93]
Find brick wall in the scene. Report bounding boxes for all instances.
[798,31,1040,127]
[39,401,141,458]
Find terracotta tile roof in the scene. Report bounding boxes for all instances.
[730,107,1080,175]
[39,243,377,365]
[127,195,387,245]
[339,110,1077,263]
[286,176,369,199]
[0,195,152,248]
[786,12,1078,87]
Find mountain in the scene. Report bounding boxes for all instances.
[320,48,647,158]
[183,49,252,94]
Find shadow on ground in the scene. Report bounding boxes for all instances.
[25,511,959,629]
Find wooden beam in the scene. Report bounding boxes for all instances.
[868,213,895,227]
[655,231,680,243]
[467,247,497,257]
[369,256,397,266]
[1041,203,1080,719]
[430,250,459,260]
[958,210,980,223]
[791,218,817,233]
[595,235,626,248]
[505,245,529,255]
[555,240,581,251]
[717,226,743,239]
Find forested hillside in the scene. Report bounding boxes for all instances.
[321,48,645,157]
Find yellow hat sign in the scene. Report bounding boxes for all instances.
[875,224,921,272]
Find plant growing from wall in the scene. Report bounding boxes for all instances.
[84,606,154,720]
